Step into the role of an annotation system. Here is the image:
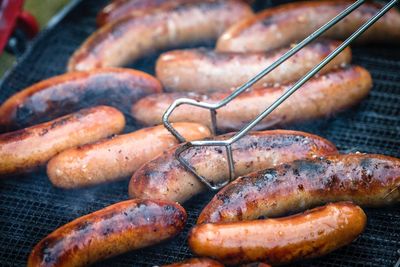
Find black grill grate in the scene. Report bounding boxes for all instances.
[0,0,399,266]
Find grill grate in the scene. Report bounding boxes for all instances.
[0,0,399,266]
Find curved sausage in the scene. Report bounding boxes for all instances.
[162,258,224,267]
[189,202,367,265]
[47,123,211,189]
[132,65,372,131]
[0,68,161,131]
[68,0,253,71]
[129,130,338,203]
[198,154,400,224]
[216,1,400,52]
[0,106,125,177]
[156,40,351,93]
[28,199,187,267]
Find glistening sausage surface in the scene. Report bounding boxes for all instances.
[0,106,125,177]
[28,199,187,267]
[0,68,161,131]
[162,258,224,267]
[190,202,367,265]
[216,0,400,52]
[156,40,351,93]
[47,123,211,189]
[198,154,400,224]
[129,130,338,203]
[132,66,372,131]
[68,0,253,71]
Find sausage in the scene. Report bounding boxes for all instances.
[0,106,125,177]
[68,0,253,71]
[198,154,400,224]
[47,122,211,189]
[0,68,161,131]
[216,1,400,52]
[27,199,187,267]
[162,258,224,267]
[97,0,205,27]
[132,65,372,131]
[156,40,351,93]
[129,130,338,203]
[189,202,367,265]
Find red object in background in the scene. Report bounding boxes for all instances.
[0,0,39,54]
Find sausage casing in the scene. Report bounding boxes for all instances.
[190,202,367,265]
[28,199,187,267]
[132,65,372,131]
[198,154,400,224]
[0,68,161,131]
[0,106,125,176]
[162,258,224,267]
[47,122,211,188]
[156,40,351,93]
[129,130,337,203]
[68,0,253,71]
[216,1,400,52]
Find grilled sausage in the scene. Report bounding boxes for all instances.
[28,199,187,267]
[47,123,211,189]
[68,0,253,71]
[216,1,400,52]
[189,202,367,265]
[129,130,338,203]
[0,68,161,131]
[132,65,372,131]
[162,258,224,267]
[156,40,351,93]
[0,106,125,177]
[198,154,400,224]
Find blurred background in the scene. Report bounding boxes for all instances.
[0,0,70,77]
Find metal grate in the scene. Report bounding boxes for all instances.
[0,0,399,266]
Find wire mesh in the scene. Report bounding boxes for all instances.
[0,0,399,266]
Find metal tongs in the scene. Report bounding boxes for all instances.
[162,0,399,191]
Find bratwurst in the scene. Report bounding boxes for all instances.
[156,40,351,93]
[47,123,210,188]
[68,0,253,71]
[198,154,400,224]
[0,68,161,131]
[0,106,125,177]
[216,0,400,52]
[28,199,187,267]
[132,65,372,131]
[129,130,337,203]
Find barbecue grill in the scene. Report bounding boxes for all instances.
[0,0,399,266]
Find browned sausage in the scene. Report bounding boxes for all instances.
[132,65,372,131]
[68,0,253,71]
[189,202,367,265]
[156,40,351,93]
[0,106,125,177]
[97,0,206,27]
[47,122,211,189]
[198,154,400,224]
[129,130,338,203]
[162,258,225,267]
[0,68,161,131]
[216,1,400,52]
[28,199,187,267]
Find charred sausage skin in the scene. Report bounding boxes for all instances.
[0,68,161,131]
[216,0,400,52]
[129,130,338,203]
[28,199,187,267]
[190,202,366,265]
[0,106,125,177]
[162,258,225,267]
[198,154,400,224]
